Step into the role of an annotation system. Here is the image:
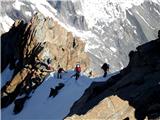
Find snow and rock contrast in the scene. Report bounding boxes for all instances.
[1,12,89,73]
[66,34,160,120]
[1,12,89,119]
[1,0,160,73]
[2,71,114,120]
[1,0,160,120]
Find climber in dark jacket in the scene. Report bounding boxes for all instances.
[57,65,66,79]
[101,63,109,77]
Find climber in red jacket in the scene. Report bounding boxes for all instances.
[71,64,81,80]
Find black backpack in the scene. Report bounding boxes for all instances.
[101,63,109,71]
[47,58,52,64]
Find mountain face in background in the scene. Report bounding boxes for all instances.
[1,0,160,74]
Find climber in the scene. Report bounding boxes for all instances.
[47,58,52,70]
[34,57,54,72]
[71,64,81,80]
[101,63,109,77]
[41,58,54,72]
[57,65,67,79]
[73,38,76,48]
[88,71,93,78]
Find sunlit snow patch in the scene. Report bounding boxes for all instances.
[2,70,117,120]
[110,47,117,52]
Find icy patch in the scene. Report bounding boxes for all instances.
[110,47,117,52]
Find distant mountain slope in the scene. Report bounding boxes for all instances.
[1,0,160,73]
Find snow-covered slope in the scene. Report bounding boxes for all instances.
[1,0,160,73]
[2,71,115,120]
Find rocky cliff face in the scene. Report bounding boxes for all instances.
[66,96,135,120]
[47,0,88,30]
[66,33,160,120]
[1,12,89,73]
[1,12,89,107]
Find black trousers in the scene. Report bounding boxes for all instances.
[71,72,80,80]
[75,73,80,80]
[57,73,62,79]
[103,71,107,77]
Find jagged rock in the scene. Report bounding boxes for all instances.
[66,34,160,120]
[6,68,29,93]
[21,12,89,71]
[66,96,135,120]
[1,12,89,108]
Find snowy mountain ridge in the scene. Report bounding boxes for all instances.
[80,0,145,28]
[1,0,160,73]
[2,0,159,34]
[1,1,160,120]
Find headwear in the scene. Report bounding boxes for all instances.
[76,64,80,67]
[47,58,52,64]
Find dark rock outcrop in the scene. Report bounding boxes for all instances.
[66,32,160,120]
[1,20,27,72]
